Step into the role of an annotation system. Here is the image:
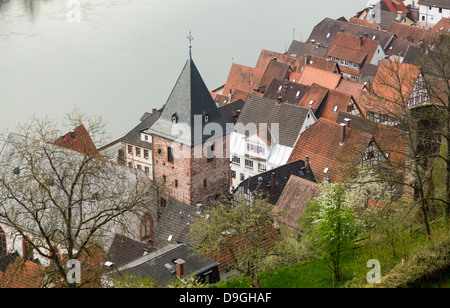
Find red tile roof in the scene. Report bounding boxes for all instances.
[319,90,359,123]
[0,257,45,288]
[326,32,381,65]
[297,66,342,90]
[364,59,420,115]
[288,118,373,182]
[297,83,329,113]
[298,54,341,73]
[222,63,264,96]
[383,0,408,14]
[255,49,302,72]
[274,175,320,230]
[229,88,250,103]
[433,18,450,33]
[349,17,380,29]
[387,22,437,44]
[53,124,99,156]
[257,58,291,93]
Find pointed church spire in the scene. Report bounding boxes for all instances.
[146,39,229,147]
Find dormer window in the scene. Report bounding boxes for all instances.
[171,113,178,123]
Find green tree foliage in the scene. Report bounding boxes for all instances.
[189,190,281,288]
[307,182,359,283]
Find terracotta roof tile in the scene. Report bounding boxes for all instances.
[433,18,450,33]
[288,118,373,182]
[229,88,250,103]
[349,17,380,29]
[326,32,381,65]
[365,59,420,115]
[273,175,320,230]
[383,0,408,14]
[298,54,341,73]
[335,111,407,168]
[257,59,291,94]
[255,49,302,71]
[53,124,99,156]
[297,66,342,90]
[0,256,45,288]
[223,63,264,96]
[387,22,437,44]
[297,83,329,114]
[318,90,358,123]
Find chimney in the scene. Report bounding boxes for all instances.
[344,118,350,128]
[270,172,276,196]
[228,89,233,102]
[175,259,185,278]
[359,35,363,46]
[305,155,310,169]
[152,108,157,113]
[339,123,346,145]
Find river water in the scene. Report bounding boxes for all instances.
[0,0,367,143]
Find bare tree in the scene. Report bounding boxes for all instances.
[365,58,435,237]
[0,113,157,288]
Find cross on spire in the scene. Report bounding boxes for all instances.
[187,30,194,58]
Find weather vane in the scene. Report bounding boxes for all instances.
[187,30,194,58]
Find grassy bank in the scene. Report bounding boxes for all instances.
[213,224,449,288]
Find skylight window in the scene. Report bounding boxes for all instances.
[309,100,314,105]
[324,167,329,174]
[333,106,338,112]
[296,91,301,98]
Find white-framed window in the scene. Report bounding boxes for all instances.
[258,163,267,172]
[245,159,253,170]
[232,155,240,165]
[247,143,265,155]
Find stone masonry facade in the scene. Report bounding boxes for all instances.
[152,134,230,207]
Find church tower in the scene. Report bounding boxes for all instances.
[146,42,231,207]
